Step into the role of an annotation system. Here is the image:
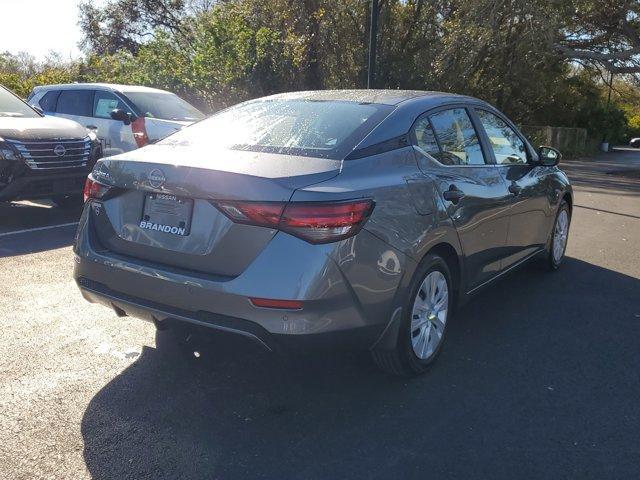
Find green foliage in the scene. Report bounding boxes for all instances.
[0,52,80,99]
[609,80,640,140]
[3,0,640,143]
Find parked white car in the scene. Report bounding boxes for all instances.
[27,83,205,156]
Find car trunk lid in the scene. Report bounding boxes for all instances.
[89,144,341,277]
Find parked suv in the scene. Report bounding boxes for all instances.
[27,83,205,157]
[0,85,101,207]
[74,90,572,376]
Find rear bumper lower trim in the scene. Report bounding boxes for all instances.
[76,276,384,354]
[77,277,278,352]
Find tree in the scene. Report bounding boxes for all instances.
[5,0,639,142]
[78,0,193,54]
[0,52,80,98]
[556,0,640,74]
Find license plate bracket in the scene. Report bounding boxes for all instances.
[140,193,193,236]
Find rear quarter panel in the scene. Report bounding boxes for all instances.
[291,146,463,324]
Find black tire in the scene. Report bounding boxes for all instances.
[372,253,454,376]
[545,200,571,271]
[51,194,83,209]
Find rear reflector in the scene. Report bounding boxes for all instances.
[214,199,374,244]
[249,298,304,310]
[83,176,111,203]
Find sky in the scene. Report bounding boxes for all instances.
[0,0,102,61]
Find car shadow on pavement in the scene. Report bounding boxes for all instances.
[81,257,640,479]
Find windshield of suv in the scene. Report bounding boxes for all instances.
[159,99,394,159]
[0,86,39,118]
[123,91,204,122]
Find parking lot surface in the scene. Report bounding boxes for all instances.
[1,150,639,479]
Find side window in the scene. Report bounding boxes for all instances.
[429,108,485,165]
[38,91,60,112]
[412,116,441,158]
[93,91,127,119]
[476,109,527,165]
[56,90,94,117]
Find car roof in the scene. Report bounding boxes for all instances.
[263,89,476,106]
[33,83,171,95]
[325,90,496,152]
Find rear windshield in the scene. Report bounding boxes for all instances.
[0,87,39,118]
[159,99,394,159]
[123,91,204,122]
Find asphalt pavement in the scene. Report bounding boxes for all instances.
[0,150,639,479]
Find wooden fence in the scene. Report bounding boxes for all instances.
[520,125,594,157]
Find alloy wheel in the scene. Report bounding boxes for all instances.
[410,271,448,360]
[553,209,569,263]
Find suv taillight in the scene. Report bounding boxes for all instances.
[83,176,111,203]
[131,117,149,148]
[214,199,375,244]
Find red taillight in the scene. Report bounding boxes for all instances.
[83,176,111,203]
[215,201,285,228]
[280,200,374,243]
[249,298,304,310]
[214,199,374,244]
[131,117,149,148]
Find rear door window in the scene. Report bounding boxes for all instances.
[428,108,486,165]
[38,91,60,113]
[93,91,128,118]
[56,90,94,117]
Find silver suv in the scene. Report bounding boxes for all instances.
[28,83,204,157]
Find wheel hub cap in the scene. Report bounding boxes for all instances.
[411,271,448,360]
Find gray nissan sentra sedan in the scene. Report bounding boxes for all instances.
[74,90,572,376]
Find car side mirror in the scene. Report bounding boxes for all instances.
[31,104,44,115]
[537,146,561,166]
[110,108,135,126]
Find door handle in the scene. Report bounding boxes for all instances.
[443,185,465,204]
[86,125,98,130]
[508,183,522,195]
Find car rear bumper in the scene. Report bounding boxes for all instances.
[73,203,410,352]
[77,276,384,353]
[0,171,88,201]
